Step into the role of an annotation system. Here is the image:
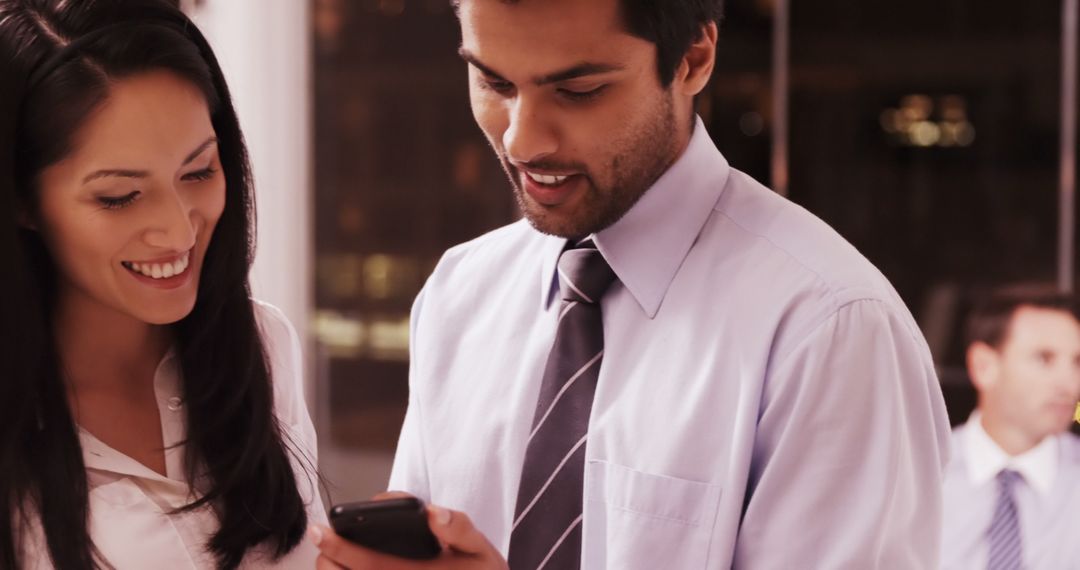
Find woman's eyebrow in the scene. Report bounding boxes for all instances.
[80,136,218,185]
[181,136,218,166]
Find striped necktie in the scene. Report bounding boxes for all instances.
[507,240,616,570]
[986,469,1023,570]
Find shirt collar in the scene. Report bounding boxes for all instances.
[80,429,179,484]
[540,117,730,317]
[79,349,185,484]
[963,411,1059,496]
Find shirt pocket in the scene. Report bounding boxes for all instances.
[583,460,722,570]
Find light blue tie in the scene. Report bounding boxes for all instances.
[986,469,1023,570]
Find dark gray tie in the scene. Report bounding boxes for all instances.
[508,240,616,570]
[986,469,1023,570]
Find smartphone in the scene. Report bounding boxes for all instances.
[329,497,442,560]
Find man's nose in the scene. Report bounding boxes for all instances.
[502,96,558,166]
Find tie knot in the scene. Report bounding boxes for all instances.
[997,469,1023,490]
[557,241,616,304]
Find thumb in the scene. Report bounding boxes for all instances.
[308,524,406,569]
[426,505,492,556]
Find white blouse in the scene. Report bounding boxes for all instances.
[22,301,327,569]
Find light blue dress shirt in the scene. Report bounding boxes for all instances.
[942,416,1080,569]
[390,118,952,569]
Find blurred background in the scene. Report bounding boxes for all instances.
[180,0,1079,503]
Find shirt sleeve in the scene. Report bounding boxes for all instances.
[387,286,433,502]
[733,299,951,568]
[253,300,328,525]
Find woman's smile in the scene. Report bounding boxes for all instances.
[120,249,193,289]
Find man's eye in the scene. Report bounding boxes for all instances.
[98,191,141,210]
[481,78,514,94]
[558,85,608,102]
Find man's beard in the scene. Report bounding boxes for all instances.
[499,91,679,239]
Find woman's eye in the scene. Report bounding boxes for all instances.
[98,191,141,210]
[182,167,218,182]
[559,85,608,102]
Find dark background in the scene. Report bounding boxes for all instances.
[309,0,1078,449]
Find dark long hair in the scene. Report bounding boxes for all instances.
[0,1,309,568]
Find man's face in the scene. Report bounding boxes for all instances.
[983,306,1080,443]
[458,0,684,239]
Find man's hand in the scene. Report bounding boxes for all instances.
[310,499,508,570]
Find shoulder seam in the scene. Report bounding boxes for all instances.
[719,203,831,280]
[767,297,918,381]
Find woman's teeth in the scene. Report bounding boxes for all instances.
[123,252,190,280]
[526,172,570,185]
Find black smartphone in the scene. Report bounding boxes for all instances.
[329,497,442,560]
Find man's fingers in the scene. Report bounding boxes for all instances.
[425,506,494,557]
[310,512,506,569]
[309,525,411,570]
[310,525,371,567]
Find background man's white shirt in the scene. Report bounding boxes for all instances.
[942,414,1080,569]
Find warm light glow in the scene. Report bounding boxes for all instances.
[910,121,941,147]
[313,310,412,361]
[367,316,412,360]
[881,94,975,148]
[363,254,395,300]
[314,310,366,357]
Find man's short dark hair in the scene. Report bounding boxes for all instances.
[965,283,1080,349]
[453,0,725,86]
[619,0,724,85]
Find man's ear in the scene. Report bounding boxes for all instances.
[674,22,718,97]
[967,341,1001,391]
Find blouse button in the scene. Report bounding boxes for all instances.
[166,397,183,412]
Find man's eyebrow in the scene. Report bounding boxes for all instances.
[80,137,218,185]
[459,48,508,81]
[458,48,624,86]
[535,63,625,85]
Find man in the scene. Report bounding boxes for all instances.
[312,0,951,567]
[941,286,1080,569]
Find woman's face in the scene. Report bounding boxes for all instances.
[35,70,226,325]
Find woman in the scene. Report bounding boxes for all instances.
[0,0,324,568]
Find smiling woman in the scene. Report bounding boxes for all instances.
[0,1,324,569]
[35,71,226,326]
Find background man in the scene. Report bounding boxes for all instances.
[941,285,1080,569]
